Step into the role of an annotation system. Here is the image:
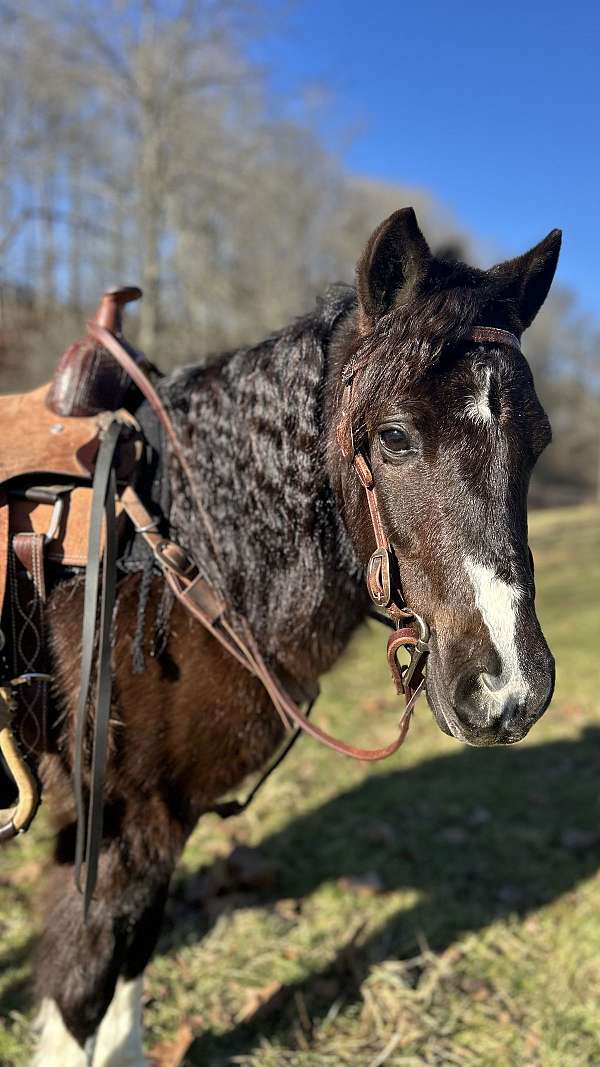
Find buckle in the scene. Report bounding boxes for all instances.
[44,497,65,543]
[386,617,430,696]
[366,547,393,608]
[154,540,199,581]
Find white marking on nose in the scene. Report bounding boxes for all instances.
[465,366,493,425]
[465,558,529,712]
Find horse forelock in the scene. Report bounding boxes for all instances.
[345,260,524,432]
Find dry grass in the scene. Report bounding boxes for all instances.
[0,505,599,1066]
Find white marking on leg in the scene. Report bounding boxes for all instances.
[94,976,148,1066]
[465,557,529,715]
[33,998,87,1067]
[32,977,147,1067]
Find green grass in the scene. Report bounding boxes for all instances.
[1,506,599,1066]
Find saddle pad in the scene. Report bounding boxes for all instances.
[0,384,100,485]
[9,490,126,567]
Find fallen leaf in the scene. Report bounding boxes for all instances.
[560,703,584,720]
[361,696,388,714]
[274,897,301,920]
[148,1022,194,1067]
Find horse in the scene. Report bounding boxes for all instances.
[29,206,560,1065]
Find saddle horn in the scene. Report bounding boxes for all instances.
[46,286,146,418]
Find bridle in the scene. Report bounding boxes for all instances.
[334,324,522,715]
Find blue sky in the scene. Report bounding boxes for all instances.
[254,1,599,318]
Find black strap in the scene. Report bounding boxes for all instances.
[83,465,118,916]
[73,420,122,917]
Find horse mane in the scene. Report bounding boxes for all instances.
[157,284,365,679]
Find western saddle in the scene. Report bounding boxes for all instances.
[0,288,147,847]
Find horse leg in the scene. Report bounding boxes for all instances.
[33,977,145,1067]
[33,800,185,1067]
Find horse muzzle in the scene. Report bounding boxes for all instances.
[425,638,555,747]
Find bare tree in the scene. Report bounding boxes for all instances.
[0,0,597,504]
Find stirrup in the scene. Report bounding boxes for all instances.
[0,680,43,841]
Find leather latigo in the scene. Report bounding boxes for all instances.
[9,530,49,753]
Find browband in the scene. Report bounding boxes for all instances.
[469,326,521,352]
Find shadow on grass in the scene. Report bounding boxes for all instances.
[163,725,600,1065]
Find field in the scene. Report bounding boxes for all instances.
[0,505,599,1066]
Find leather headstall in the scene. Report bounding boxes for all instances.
[335,324,522,710]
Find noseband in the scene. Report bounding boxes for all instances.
[335,325,521,702]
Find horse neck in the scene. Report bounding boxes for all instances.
[162,289,369,686]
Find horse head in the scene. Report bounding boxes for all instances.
[331,207,560,746]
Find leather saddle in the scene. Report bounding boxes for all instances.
[0,286,147,616]
[0,288,146,837]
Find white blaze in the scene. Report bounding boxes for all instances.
[465,558,529,713]
[33,976,147,1067]
[465,366,494,425]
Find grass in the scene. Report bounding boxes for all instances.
[1,505,599,1066]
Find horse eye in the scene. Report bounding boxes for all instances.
[379,426,411,455]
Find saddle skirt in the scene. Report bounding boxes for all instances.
[0,383,101,486]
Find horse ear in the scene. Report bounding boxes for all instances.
[356,207,432,331]
[489,229,562,330]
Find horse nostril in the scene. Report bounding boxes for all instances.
[479,671,507,695]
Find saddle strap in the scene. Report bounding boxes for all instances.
[9,532,49,751]
[87,322,236,574]
[73,420,122,918]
